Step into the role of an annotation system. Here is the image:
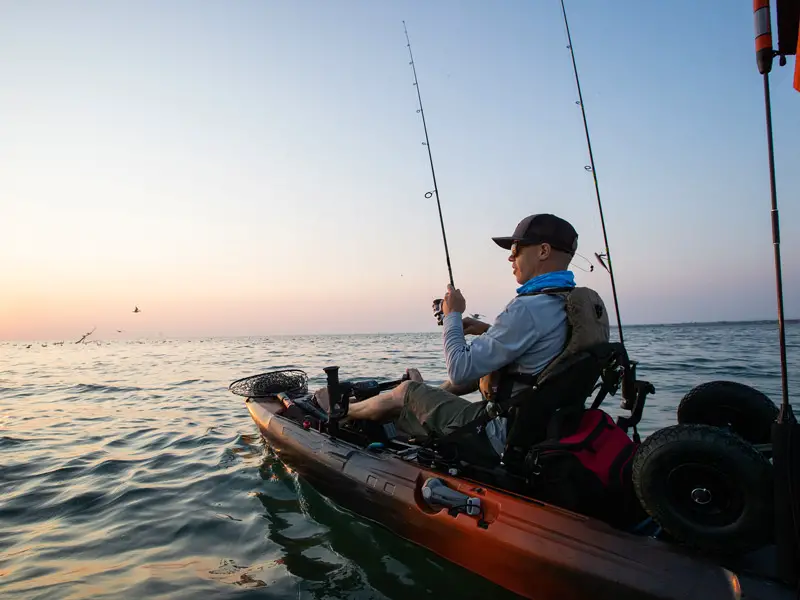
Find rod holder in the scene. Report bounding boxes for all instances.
[324,366,349,422]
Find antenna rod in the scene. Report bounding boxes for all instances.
[560,0,624,344]
[753,0,790,413]
[403,21,455,288]
[762,73,791,414]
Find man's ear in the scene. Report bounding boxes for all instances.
[539,243,552,260]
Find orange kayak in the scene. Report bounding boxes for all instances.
[246,396,791,600]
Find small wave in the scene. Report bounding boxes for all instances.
[167,379,215,387]
[0,435,27,448]
[70,383,144,394]
[89,458,141,477]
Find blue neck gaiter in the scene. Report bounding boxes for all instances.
[516,270,576,295]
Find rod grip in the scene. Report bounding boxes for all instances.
[772,411,800,587]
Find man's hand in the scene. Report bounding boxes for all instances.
[462,316,490,336]
[443,284,466,315]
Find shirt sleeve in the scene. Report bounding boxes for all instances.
[442,300,541,385]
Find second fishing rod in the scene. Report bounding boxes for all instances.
[404,9,623,339]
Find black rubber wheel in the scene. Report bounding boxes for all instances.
[677,381,778,445]
[633,424,773,555]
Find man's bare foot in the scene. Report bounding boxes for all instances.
[312,387,330,412]
[405,368,423,383]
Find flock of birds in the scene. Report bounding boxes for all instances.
[20,306,142,348]
[20,306,481,349]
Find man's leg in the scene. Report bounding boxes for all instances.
[345,369,423,421]
[327,368,486,443]
[345,381,409,421]
[345,373,498,463]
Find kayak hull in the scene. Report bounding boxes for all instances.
[247,397,788,600]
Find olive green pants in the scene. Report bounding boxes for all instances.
[395,381,487,440]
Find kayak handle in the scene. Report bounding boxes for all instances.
[421,477,481,517]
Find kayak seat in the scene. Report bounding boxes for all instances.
[500,342,631,473]
[427,342,631,473]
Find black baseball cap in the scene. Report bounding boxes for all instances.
[492,213,578,255]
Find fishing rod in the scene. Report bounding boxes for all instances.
[403,21,455,288]
[559,0,624,344]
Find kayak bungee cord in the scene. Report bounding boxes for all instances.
[403,21,455,290]
[559,0,625,344]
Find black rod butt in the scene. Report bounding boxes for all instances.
[772,406,800,587]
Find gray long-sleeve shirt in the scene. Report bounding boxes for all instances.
[442,293,569,455]
[443,293,568,384]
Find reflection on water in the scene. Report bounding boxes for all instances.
[1,324,797,598]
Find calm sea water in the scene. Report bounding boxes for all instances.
[2,323,799,599]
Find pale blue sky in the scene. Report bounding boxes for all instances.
[1,0,798,339]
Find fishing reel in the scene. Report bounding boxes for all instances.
[432,298,444,326]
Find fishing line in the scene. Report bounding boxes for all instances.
[570,251,595,273]
[559,0,624,343]
[403,21,455,288]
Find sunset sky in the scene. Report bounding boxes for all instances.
[2,0,799,340]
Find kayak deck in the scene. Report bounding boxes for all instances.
[246,397,790,600]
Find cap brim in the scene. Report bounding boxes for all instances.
[492,236,516,250]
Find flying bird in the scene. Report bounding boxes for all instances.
[133,306,141,313]
[75,326,96,344]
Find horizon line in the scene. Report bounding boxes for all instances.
[3,317,798,344]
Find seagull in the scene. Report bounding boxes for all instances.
[116,330,123,333]
[133,306,141,313]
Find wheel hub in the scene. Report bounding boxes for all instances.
[691,487,712,505]
[665,462,744,527]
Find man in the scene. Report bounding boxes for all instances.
[336,213,580,457]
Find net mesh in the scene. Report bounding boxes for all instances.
[229,369,308,399]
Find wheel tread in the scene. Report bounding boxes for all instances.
[677,381,778,445]
[633,423,773,554]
